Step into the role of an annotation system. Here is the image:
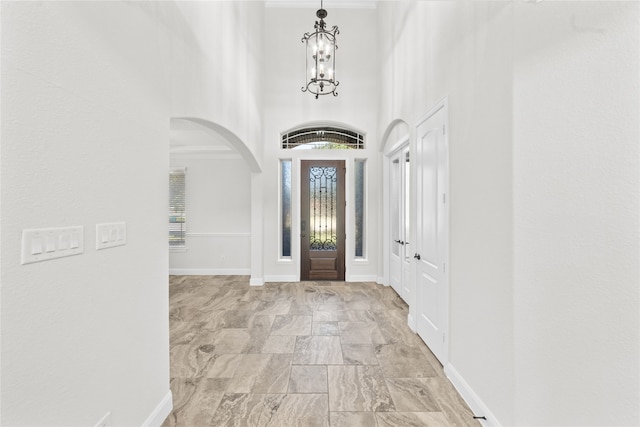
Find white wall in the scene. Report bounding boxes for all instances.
[513,2,639,425]
[378,1,639,425]
[1,2,173,425]
[168,1,264,165]
[378,1,516,424]
[169,156,251,274]
[261,5,381,282]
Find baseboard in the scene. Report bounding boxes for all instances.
[250,277,265,286]
[444,364,502,427]
[264,275,298,283]
[407,313,416,332]
[346,275,377,282]
[169,268,250,276]
[141,390,173,427]
[377,276,386,286]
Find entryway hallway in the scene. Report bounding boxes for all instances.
[163,276,480,426]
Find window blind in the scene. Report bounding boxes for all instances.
[169,169,186,247]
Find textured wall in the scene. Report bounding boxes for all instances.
[513,2,640,425]
[169,157,251,273]
[1,2,172,425]
[260,6,381,282]
[377,2,516,424]
[378,0,639,425]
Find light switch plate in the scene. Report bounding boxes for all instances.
[21,226,84,265]
[96,222,126,250]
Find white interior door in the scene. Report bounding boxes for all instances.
[400,148,412,302]
[389,152,403,297]
[389,145,411,302]
[415,103,449,364]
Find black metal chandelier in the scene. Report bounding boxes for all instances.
[301,0,339,99]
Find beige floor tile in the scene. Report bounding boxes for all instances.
[329,411,378,427]
[288,365,328,393]
[212,328,252,354]
[339,321,386,344]
[293,336,344,365]
[385,378,440,412]
[341,344,379,365]
[221,310,254,328]
[375,344,437,378]
[271,315,313,335]
[259,394,329,427]
[227,353,292,393]
[375,411,451,427]
[262,335,297,353]
[327,365,395,412]
[163,378,228,427]
[210,393,266,426]
[205,354,242,378]
[313,321,340,336]
[167,278,479,427]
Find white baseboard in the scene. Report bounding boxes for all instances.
[250,277,265,286]
[444,364,502,427]
[264,275,298,283]
[407,313,416,332]
[377,276,386,286]
[141,390,173,427]
[169,268,250,276]
[346,275,377,282]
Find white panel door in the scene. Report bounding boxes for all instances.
[389,153,403,297]
[389,145,411,302]
[415,104,449,364]
[400,148,412,302]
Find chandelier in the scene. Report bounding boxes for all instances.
[301,0,339,99]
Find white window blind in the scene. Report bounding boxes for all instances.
[169,169,186,247]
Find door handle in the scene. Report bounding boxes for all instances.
[394,239,401,244]
[414,253,421,260]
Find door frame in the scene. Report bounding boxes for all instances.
[287,152,362,282]
[412,96,450,365]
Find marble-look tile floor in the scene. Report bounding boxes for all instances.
[163,276,480,427]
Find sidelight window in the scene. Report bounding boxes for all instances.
[355,159,366,258]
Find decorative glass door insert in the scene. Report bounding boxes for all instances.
[301,160,345,280]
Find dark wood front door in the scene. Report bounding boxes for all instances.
[300,160,345,281]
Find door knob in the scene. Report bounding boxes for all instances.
[414,253,421,260]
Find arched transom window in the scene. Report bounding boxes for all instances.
[282,126,365,150]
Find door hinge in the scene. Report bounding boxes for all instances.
[443,262,446,273]
[442,124,446,135]
[442,193,446,204]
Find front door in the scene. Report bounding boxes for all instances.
[300,160,345,280]
[415,103,449,364]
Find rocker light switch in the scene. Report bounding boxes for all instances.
[96,222,126,250]
[21,226,84,265]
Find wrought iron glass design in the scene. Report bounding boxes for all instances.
[354,159,365,257]
[282,126,364,150]
[281,160,292,257]
[309,166,338,251]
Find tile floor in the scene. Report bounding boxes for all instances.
[163,276,480,427]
